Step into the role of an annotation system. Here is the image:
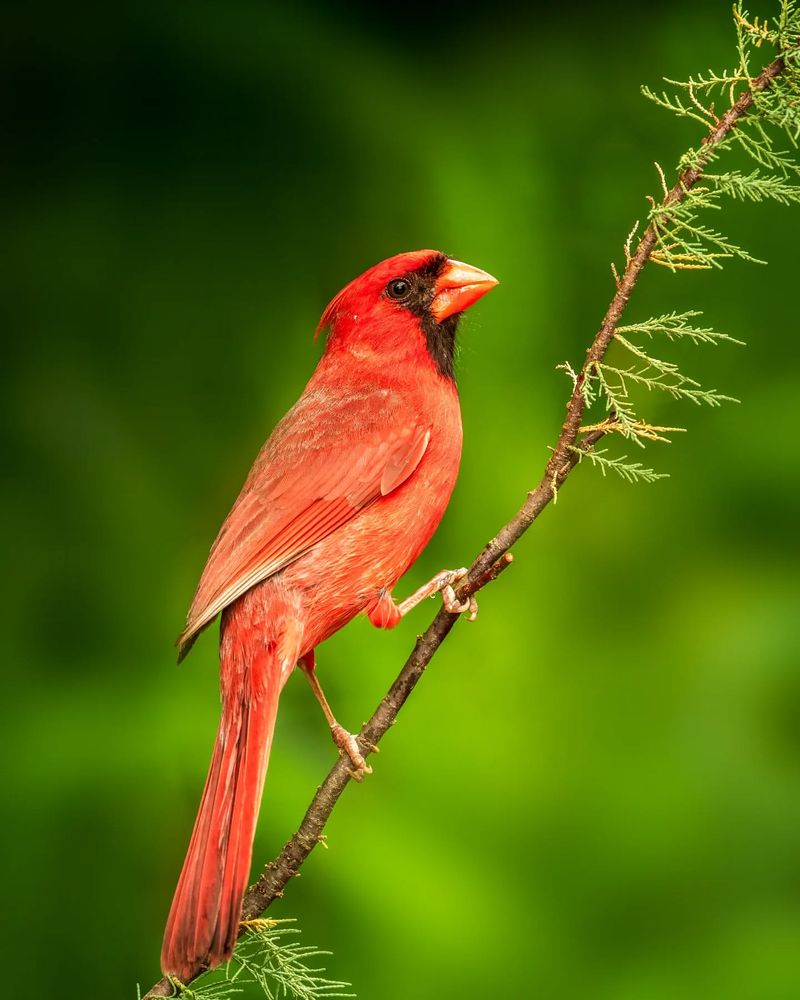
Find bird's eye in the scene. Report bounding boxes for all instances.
[386,278,410,300]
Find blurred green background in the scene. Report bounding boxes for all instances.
[2,2,799,997]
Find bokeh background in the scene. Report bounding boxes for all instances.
[2,2,799,997]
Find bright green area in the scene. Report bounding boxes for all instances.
[2,3,798,998]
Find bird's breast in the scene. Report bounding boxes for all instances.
[284,400,462,652]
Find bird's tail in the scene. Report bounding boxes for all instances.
[161,591,297,983]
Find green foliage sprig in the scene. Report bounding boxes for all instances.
[140,920,354,1000]
[574,0,800,483]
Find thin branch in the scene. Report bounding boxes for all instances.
[142,43,794,1000]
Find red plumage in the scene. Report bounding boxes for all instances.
[160,250,497,981]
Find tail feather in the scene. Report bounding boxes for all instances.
[161,606,292,982]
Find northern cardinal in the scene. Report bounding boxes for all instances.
[161,250,497,982]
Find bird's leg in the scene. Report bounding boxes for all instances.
[298,652,373,781]
[369,568,478,629]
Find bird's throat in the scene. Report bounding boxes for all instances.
[421,312,459,381]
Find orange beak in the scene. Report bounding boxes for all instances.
[430,259,498,322]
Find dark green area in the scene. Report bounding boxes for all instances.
[2,3,798,997]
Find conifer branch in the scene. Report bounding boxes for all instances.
[615,311,745,346]
[142,8,799,996]
[568,447,667,485]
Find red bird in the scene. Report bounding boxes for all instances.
[161,250,497,982]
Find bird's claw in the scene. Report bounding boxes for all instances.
[331,723,373,780]
[358,735,380,754]
[440,567,468,590]
[442,574,479,622]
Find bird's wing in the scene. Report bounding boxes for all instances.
[178,394,430,656]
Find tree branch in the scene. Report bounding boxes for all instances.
[143,45,794,1000]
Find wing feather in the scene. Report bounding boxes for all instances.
[178,408,430,656]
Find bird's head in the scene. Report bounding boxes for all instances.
[316,250,498,379]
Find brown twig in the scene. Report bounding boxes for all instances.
[142,47,791,1000]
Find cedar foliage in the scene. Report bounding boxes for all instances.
[572,0,799,484]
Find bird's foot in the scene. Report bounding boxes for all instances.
[442,571,479,622]
[331,723,373,781]
[394,566,479,622]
